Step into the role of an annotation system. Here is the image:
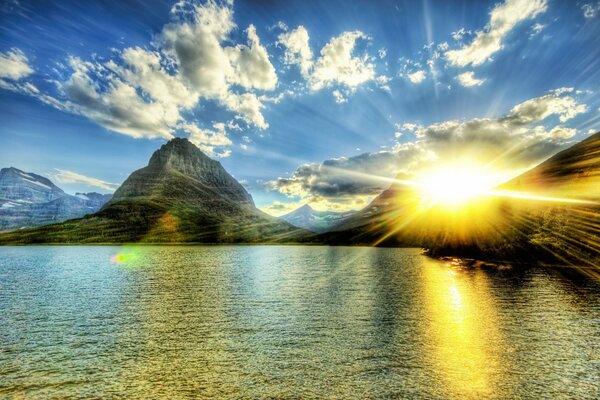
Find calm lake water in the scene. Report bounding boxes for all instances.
[0,246,599,399]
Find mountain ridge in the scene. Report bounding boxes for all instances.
[0,138,307,243]
[0,167,112,231]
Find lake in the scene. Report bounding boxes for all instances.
[1,246,598,398]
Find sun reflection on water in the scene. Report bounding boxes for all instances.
[420,259,505,399]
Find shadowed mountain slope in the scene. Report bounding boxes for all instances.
[322,133,600,266]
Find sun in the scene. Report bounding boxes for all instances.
[415,163,502,207]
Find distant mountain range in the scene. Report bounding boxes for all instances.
[0,138,307,243]
[280,204,355,233]
[0,133,597,267]
[0,167,111,231]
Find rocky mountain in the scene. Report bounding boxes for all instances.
[324,133,600,266]
[0,138,307,243]
[280,204,355,233]
[0,167,111,231]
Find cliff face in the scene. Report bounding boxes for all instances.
[111,138,254,206]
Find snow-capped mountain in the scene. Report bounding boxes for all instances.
[0,167,111,231]
[280,204,355,233]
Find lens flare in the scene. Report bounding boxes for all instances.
[110,247,142,267]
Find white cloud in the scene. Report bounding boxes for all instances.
[182,122,232,157]
[158,1,277,128]
[446,0,548,67]
[115,47,198,109]
[221,92,268,129]
[529,23,545,38]
[582,2,600,18]
[0,0,280,154]
[60,56,179,139]
[332,89,347,104]
[505,88,587,124]
[278,25,313,76]
[451,28,470,41]
[53,169,119,192]
[0,48,33,80]
[279,27,377,97]
[310,31,375,91]
[394,122,422,137]
[407,70,426,84]
[456,71,485,87]
[225,25,278,91]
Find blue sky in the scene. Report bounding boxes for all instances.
[1,0,599,213]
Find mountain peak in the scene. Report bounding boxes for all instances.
[0,166,65,201]
[148,137,212,169]
[298,204,313,212]
[111,136,254,206]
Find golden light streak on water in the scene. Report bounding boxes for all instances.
[420,259,505,399]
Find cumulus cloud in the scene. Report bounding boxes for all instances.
[53,169,119,192]
[278,26,378,98]
[0,48,33,80]
[446,0,547,67]
[394,122,422,137]
[278,25,313,76]
[268,88,587,209]
[407,70,426,84]
[158,1,277,128]
[60,56,181,139]
[226,25,278,91]
[451,28,470,41]
[0,0,279,155]
[456,71,485,87]
[503,88,587,124]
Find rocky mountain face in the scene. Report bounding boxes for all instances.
[0,167,111,231]
[280,204,355,233]
[112,138,254,206]
[0,138,307,243]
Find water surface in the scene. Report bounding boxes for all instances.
[1,246,598,398]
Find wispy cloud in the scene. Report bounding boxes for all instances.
[53,169,119,192]
[446,0,548,67]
